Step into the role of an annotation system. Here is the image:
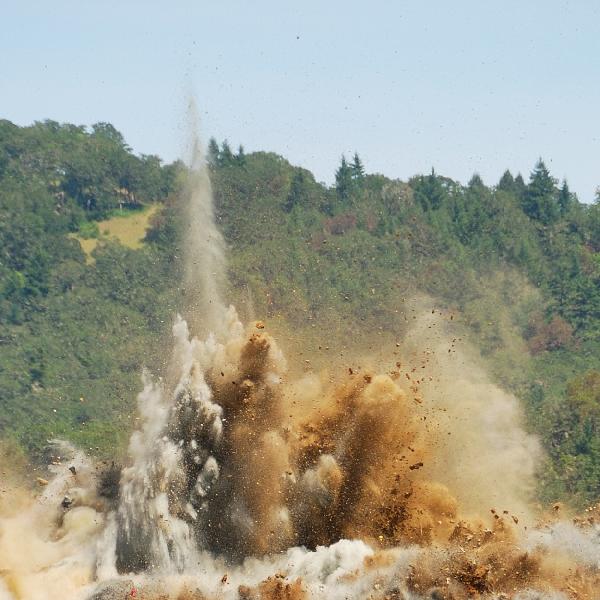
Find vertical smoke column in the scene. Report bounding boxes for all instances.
[115,114,230,574]
[182,104,228,338]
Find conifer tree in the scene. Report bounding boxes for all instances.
[558,180,573,215]
[412,168,447,211]
[335,155,353,201]
[285,170,308,212]
[468,173,484,189]
[497,170,515,193]
[588,190,600,251]
[207,137,220,166]
[220,140,234,165]
[524,159,559,224]
[236,144,246,166]
[514,173,527,199]
[351,152,365,180]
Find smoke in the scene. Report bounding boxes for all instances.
[2,310,598,599]
[0,443,108,599]
[181,100,228,336]
[399,310,541,520]
[0,133,599,600]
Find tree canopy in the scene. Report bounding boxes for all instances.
[1,120,599,507]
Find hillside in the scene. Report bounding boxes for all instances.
[72,203,161,260]
[1,120,599,506]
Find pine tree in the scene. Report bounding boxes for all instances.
[335,155,353,201]
[524,159,559,224]
[468,173,484,189]
[351,152,365,180]
[207,137,220,166]
[285,170,308,212]
[236,144,246,166]
[497,170,515,193]
[588,191,600,251]
[513,173,527,201]
[558,180,573,215]
[412,168,447,211]
[220,140,234,165]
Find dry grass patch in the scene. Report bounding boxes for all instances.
[72,204,160,261]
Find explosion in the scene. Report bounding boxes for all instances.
[1,309,599,600]
[1,135,599,599]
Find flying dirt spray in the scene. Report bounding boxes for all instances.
[0,129,599,600]
[180,115,228,336]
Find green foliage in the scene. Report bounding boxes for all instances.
[410,168,451,211]
[335,155,353,201]
[0,119,178,219]
[220,140,234,165]
[285,170,311,213]
[1,121,600,508]
[497,169,516,193]
[207,138,220,166]
[587,195,600,251]
[534,369,600,505]
[0,120,180,460]
[558,180,574,216]
[236,145,246,166]
[350,152,365,180]
[78,220,100,239]
[523,159,559,224]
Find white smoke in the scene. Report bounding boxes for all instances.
[182,103,228,336]
[1,133,599,600]
[525,521,600,568]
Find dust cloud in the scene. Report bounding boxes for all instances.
[0,132,598,600]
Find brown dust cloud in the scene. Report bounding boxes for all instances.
[0,135,599,600]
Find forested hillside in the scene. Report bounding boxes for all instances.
[1,120,599,507]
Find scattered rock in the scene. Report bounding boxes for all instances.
[86,579,134,600]
[97,462,121,500]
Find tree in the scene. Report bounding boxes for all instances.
[549,371,600,501]
[335,155,353,201]
[497,170,515,194]
[514,173,527,200]
[588,193,600,251]
[468,173,485,190]
[523,159,559,224]
[350,152,365,181]
[207,138,220,166]
[285,170,309,212]
[411,168,447,211]
[91,122,126,148]
[558,180,573,216]
[220,140,234,165]
[236,145,246,166]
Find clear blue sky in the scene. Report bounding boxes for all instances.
[2,1,599,201]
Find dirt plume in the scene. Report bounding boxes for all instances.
[2,312,599,600]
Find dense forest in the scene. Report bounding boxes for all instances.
[1,119,599,508]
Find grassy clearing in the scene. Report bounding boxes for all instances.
[72,204,160,260]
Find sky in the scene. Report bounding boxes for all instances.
[1,1,599,201]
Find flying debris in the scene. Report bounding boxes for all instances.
[1,133,598,600]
